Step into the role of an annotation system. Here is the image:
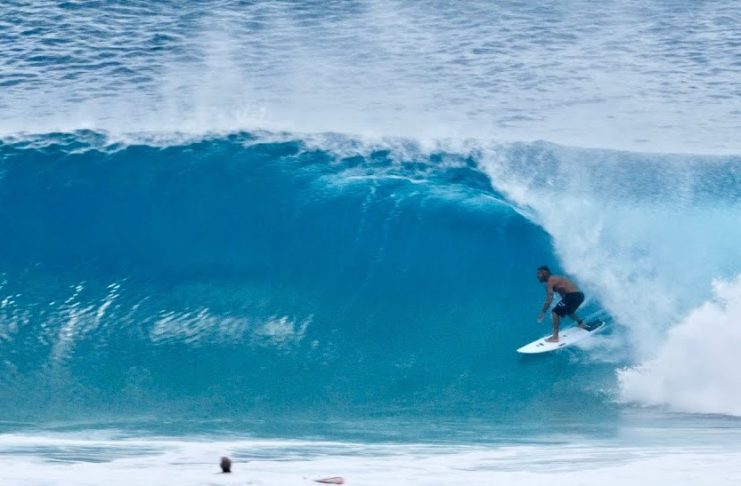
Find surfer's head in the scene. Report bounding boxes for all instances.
[220,456,232,473]
[537,265,551,282]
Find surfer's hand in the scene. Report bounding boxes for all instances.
[537,312,545,322]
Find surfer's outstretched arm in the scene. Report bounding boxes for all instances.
[537,281,554,322]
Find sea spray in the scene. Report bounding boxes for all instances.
[479,143,741,361]
[618,275,741,416]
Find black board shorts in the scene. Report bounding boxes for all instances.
[553,292,584,317]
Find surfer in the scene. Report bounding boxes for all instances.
[536,265,586,342]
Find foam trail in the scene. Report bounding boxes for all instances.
[618,275,741,416]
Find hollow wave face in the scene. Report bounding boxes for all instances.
[1,133,612,423]
[1,0,740,423]
[1,133,738,422]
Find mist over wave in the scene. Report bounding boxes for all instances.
[479,144,741,359]
[1,0,739,152]
[479,143,741,415]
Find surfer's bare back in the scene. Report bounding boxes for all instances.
[536,266,585,342]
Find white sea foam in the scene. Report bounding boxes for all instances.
[618,276,741,416]
[479,143,741,415]
[480,146,740,354]
[0,433,739,486]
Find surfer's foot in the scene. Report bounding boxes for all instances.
[577,320,587,329]
[545,336,559,343]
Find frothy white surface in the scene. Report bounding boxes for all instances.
[479,143,741,415]
[0,433,740,486]
[480,145,741,358]
[619,276,741,415]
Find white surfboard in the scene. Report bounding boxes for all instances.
[516,320,606,354]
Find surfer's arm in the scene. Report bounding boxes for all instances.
[537,284,554,321]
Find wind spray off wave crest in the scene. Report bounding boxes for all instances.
[479,143,741,415]
[1,0,740,153]
[480,143,741,359]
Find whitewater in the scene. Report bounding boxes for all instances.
[0,0,740,484]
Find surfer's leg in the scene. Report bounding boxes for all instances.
[566,293,586,328]
[545,312,560,342]
[548,300,569,342]
[570,313,586,328]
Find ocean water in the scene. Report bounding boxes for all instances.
[1,1,740,484]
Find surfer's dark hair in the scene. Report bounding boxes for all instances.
[537,265,551,274]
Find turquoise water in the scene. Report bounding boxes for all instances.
[1,0,740,483]
[0,132,738,430]
[0,133,619,425]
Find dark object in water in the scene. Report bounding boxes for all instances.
[220,456,232,473]
[314,477,345,484]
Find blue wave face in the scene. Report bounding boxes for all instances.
[0,132,619,424]
[2,0,740,443]
[2,131,740,428]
